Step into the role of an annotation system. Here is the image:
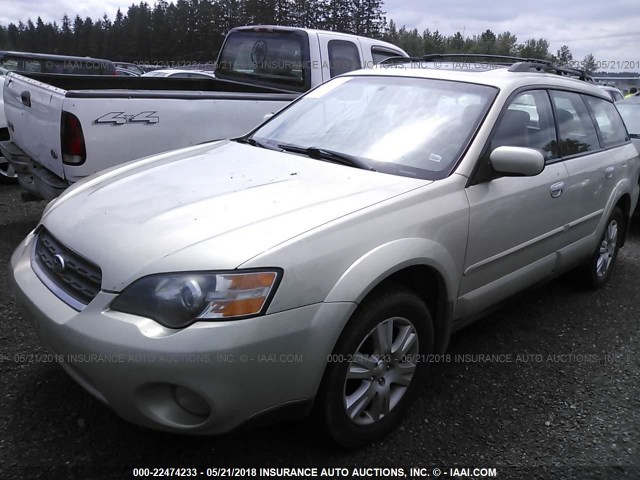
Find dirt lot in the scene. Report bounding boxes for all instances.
[0,183,638,479]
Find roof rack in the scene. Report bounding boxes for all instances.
[508,62,593,82]
[380,53,593,82]
[422,53,552,65]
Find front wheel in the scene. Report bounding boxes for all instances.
[0,158,18,184]
[581,207,624,289]
[316,286,434,448]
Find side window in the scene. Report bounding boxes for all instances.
[328,40,361,78]
[371,47,401,65]
[492,90,557,161]
[583,95,629,147]
[550,90,600,156]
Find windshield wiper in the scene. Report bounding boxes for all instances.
[277,144,375,171]
[232,136,282,151]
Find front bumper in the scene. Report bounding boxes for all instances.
[10,233,355,434]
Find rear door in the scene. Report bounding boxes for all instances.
[549,91,623,247]
[3,73,65,177]
[459,90,571,314]
[552,92,632,266]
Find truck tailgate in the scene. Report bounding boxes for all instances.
[3,73,66,178]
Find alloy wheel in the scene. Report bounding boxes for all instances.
[343,316,419,425]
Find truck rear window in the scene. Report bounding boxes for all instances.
[216,30,310,92]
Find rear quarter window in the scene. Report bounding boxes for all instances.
[583,95,629,147]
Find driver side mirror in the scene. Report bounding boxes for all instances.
[490,146,545,177]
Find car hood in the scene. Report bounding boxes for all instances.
[43,141,427,291]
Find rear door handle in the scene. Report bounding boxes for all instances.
[605,166,614,179]
[550,181,564,198]
[20,91,31,107]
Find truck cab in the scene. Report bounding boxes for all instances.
[215,26,406,93]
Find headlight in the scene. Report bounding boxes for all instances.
[110,270,281,329]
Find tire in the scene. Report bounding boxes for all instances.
[0,158,18,184]
[315,285,434,449]
[581,207,624,289]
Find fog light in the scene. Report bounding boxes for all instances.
[171,385,210,417]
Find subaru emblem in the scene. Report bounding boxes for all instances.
[53,254,66,273]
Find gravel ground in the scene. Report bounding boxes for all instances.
[0,183,638,480]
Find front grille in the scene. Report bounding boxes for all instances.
[33,228,102,309]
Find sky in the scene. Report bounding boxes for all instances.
[1,0,639,71]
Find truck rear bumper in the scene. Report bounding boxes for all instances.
[0,141,68,200]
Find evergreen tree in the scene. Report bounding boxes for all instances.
[0,5,586,68]
[495,32,517,55]
[582,53,597,74]
[556,45,573,66]
[516,38,550,60]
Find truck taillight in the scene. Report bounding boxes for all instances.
[61,111,86,165]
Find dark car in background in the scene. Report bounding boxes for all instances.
[0,51,116,75]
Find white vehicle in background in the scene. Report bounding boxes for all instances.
[0,51,118,184]
[1,26,408,200]
[0,70,12,182]
[142,69,216,79]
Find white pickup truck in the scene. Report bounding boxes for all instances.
[1,26,407,199]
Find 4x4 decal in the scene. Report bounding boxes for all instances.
[94,111,159,125]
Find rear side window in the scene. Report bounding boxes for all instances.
[328,40,361,77]
[492,90,557,161]
[550,91,600,156]
[583,96,629,147]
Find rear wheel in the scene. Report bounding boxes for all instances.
[316,286,433,448]
[581,207,624,289]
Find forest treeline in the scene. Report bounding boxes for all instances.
[0,0,596,71]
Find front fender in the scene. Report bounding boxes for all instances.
[324,237,458,306]
[323,238,459,353]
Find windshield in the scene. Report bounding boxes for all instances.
[616,103,640,136]
[216,30,309,92]
[251,75,496,179]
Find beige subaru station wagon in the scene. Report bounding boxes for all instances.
[10,55,640,448]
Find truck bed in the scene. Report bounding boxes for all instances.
[2,72,298,199]
[18,72,298,95]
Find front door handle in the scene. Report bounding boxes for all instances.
[605,166,614,179]
[550,181,565,198]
